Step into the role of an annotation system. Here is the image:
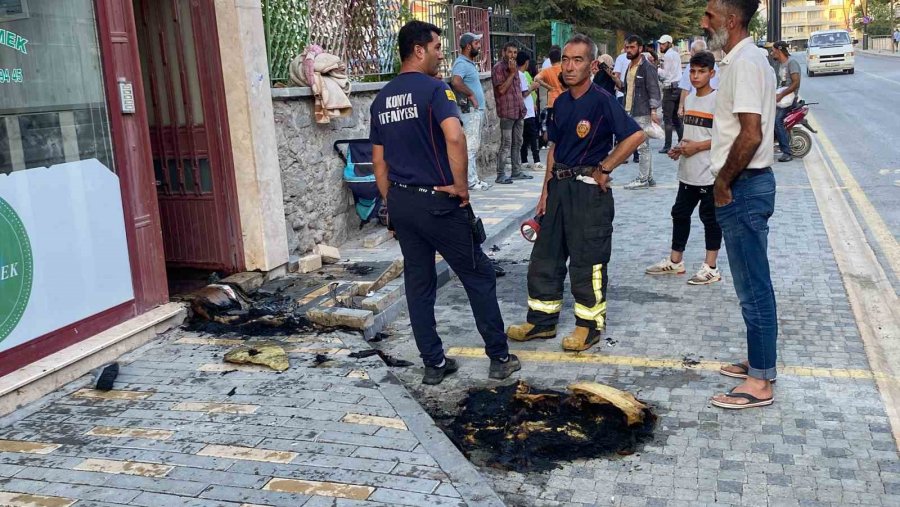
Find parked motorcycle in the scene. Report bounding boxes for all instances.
[783,100,817,158]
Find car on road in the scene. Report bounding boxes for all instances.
[806,29,855,76]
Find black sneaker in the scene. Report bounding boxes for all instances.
[495,176,514,184]
[489,353,521,380]
[422,357,459,385]
[778,153,793,162]
[658,147,670,154]
[510,173,534,180]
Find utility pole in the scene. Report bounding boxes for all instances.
[768,0,782,42]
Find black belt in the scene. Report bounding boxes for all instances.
[390,181,456,198]
[736,168,772,181]
[553,163,596,180]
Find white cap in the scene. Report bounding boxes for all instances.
[659,35,674,44]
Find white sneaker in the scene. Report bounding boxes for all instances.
[532,162,545,171]
[522,162,533,170]
[470,180,492,191]
[624,177,650,190]
[688,263,721,285]
[645,257,686,275]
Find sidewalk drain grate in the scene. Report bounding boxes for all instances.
[431,381,656,473]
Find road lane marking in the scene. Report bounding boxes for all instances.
[803,141,900,450]
[809,114,900,281]
[446,347,889,380]
[858,69,900,87]
[197,444,298,464]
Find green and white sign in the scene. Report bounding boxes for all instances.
[0,196,33,343]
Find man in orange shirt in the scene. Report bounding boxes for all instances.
[534,47,564,144]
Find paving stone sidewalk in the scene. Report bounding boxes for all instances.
[0,326,505,507]
[375,139,900,506]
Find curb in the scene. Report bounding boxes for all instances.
[342,330,506,507]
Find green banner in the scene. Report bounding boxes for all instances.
[0,196,33,343]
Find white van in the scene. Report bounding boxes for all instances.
[806,29,855,76]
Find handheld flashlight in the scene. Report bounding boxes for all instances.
[520,215,543,243]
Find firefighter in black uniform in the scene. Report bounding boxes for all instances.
[507,34,646,351]
[370,21,521,385]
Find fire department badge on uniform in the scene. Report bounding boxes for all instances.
[576,120,591,138]
[445,89,457,101]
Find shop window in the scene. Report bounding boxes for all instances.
[0,0,114,174]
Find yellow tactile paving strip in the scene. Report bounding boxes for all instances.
[0,440,61,454]
[86,426,174,440]
[72,389,153,400]
[264,478,374,500]
[74,458,173,477]
[340,413,408,431]
[0,492,76,507]
[171,402,259,414]
[447,347,890,380]
[197,444,298,464]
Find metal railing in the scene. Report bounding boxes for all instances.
[263,0,527,83]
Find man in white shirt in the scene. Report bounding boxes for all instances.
[657,35,684,153]
[703,0,778,410]
[677,39,720,117]
[541,46,559,70]
[613,48,638,163]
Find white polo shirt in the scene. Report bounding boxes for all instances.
[710,37,776,177]
[613,52,629,98]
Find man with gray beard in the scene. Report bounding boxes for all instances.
[702,0,778,409]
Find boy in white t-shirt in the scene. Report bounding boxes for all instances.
[645,51,722,285]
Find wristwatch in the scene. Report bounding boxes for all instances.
[597,163,613,175]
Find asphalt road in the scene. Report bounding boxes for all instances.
[796,51,900,240]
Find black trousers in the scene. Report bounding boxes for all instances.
[671,182,722,253]
[527,177,614,330]
[521,117,540,163]
[662,87,684,148]
[388,186,509,367]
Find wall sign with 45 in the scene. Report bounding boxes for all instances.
[0,68,23,83]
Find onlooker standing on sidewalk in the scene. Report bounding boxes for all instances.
[658,35,684,154]
[678,39,720,117]
[646,51,722,284]
[613,46,639,164]
[702,0,778,409]
[451,32,492,191]
[535,47,564,145]
[894,28,900,53]
[592,53,617,95]
[518,52,543,170]
[771,41,801,162]
[492,42,533,184]
[370,21,520,385]
[541,46,559,70]
[621,35,661,190]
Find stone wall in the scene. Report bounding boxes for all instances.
[272,75,500,255]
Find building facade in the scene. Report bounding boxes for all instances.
[0,0,288,377]
[782,0,857,46]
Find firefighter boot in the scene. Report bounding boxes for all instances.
[561,326,602,352]
[506,323,557,342]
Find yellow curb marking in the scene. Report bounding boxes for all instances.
[197,444,298,464]
[341,413,407,430]
[74,458,173,477]
[809,114,900,281]
[172,402,259,414]
[86,426,174,440]
[264,478,374,500]
[446,347,888,380]
[0,440,61,455]
[0,492,76,507]
[287,347,350,356]
[174,337,245,346]
[198,363,272,373]
[298,284,331,305]
[346,370,370,379]
[72,389,153,401]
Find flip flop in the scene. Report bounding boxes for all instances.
[719,363,777,383]
[719,362,749,379]
[711,388,774,410]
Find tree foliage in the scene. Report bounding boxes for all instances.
[511,0,708,54]
[854,0,896,36]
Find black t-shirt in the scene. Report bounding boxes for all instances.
[369,72,460,186]
[593,71,616,95]
[548,84,641,167]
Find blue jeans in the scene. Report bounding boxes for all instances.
[715,170,778,380]
[775,107,790,155]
